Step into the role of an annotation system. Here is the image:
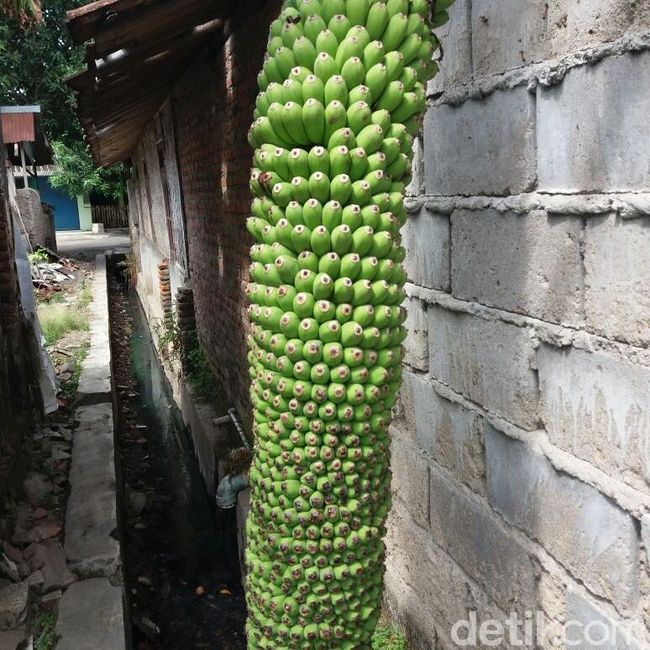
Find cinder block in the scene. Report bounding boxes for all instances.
[385,499,512,649]
[537,51,650,192]
[537,344,650,490]
[428,0,473,95]
[585,215,650,346]
[403,208,450,291]
[486,424,639,613]
[451,209,584,325]
[403,296,428,371]
[545,0,650,59]
[566,587,647,650]
[471,0,547,77]
[398,370,486,495]
[428,466,538,612]
[389,435,430,529]
[424,86,537,196]
[428,306,540,429]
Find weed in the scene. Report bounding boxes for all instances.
[186,343,217,403]
[28,248,49,265]
[117,252,137,288]
[153,313,183,362]
[58,344,89,402]
[38,303,89,345]
[34,610,58,650]
[372,620,408,650]
[76,280,92,309]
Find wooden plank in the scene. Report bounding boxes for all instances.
[93,0,231,56]
[67,0,153,44]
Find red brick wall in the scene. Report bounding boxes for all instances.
[172,2,281,433]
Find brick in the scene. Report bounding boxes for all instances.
[402,296,428,371]
[584,215,650,346]
[471,0,548,77]
[385,499,511,650]
[428,306,540,429]
[398,370,486,495]
[486,424,639,613]
[537,344,650,490]
[566,588,647,650]
[428,0,472,95]
[537,51,650,192]
[389,435,429,529]
[428,466,538,612]
[451,209,584,325]
[424,86,536,196]
[402,208,450,291]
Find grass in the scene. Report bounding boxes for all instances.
[38,278,93,346]
[38,303,89,346]
[34,611,58,650]
[372,620,408,650]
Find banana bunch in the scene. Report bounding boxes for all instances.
[244,0,451,647]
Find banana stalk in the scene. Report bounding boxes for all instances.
[245,0,451,646]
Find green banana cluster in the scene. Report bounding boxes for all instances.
[244,0,452,647]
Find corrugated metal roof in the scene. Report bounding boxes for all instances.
[1,111,36,144]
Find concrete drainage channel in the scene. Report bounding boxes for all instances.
[55,253,249,648]
[55,254,125,649]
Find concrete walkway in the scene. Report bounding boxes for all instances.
[56,253,125,650]
[56,228,130,257]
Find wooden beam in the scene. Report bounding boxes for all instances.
[67,0,153,44]
[92,0,231,57]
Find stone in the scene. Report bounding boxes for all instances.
[537,51,650,192]
[28,544,75,593]
[584,215,650,347]
[126,487,147,515]
[485,424,639,613]
[1,545,21,565]
[0,558,18,584]
[428,306,540,429]
[424,86,537,196]
[537,344,650,490]
[55,579,124,650]
[0,582,28,631]
[0,628,25,649]
[566,587,647,650]
[22,473,52,507]
[402,296,428,372]
[65,404,119,578]
[402,208,450,291]
[397,370,486,495]
[450,209,584,325]
[27,523,61,544]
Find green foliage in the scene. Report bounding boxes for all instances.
[34,610,58,650]
[186,344,217,403]
[153,313,183,363]
[0,0,85,144]
[0,0,126,199]
[372,622,408,650]
[49,140,127,201]
[28,247,48,264]
[38,302,89,345]
[76,279,92,309]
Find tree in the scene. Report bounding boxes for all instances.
[0,0,125,198]
[49,141,126,202]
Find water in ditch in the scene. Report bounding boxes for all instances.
[108,268,247,649]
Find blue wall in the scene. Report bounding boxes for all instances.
[29,177,80,231]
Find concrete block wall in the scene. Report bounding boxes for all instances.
[387,4,650,648]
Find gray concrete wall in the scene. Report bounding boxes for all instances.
[387,4,650,648]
